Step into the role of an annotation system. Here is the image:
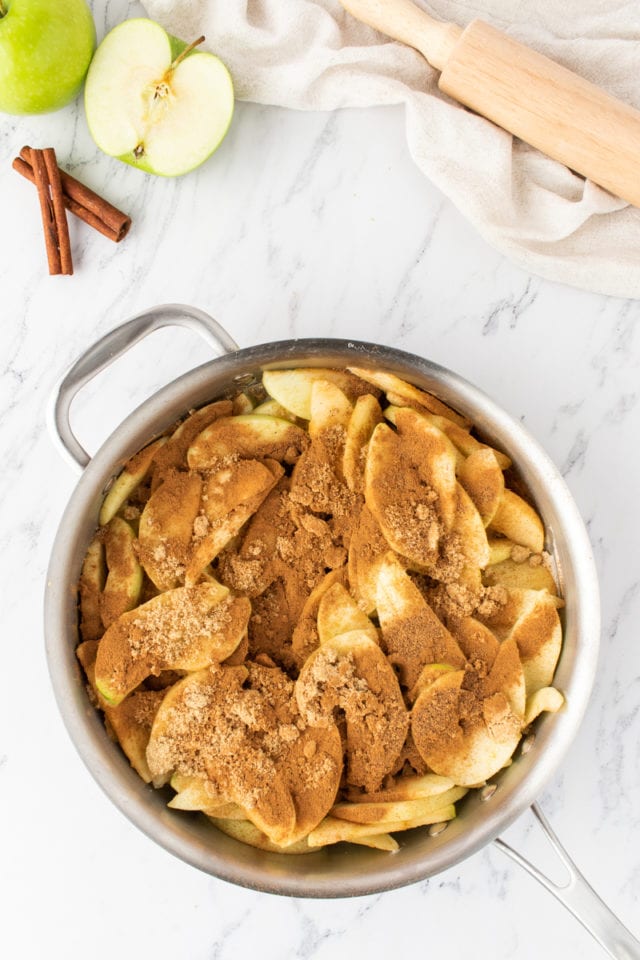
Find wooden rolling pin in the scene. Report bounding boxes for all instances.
[341,0,640,207]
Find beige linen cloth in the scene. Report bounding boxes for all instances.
[143,0,640,297]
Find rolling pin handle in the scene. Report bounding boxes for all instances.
[340,0,461,71]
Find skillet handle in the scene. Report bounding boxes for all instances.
[495,803,640,959]
[48,303,238,472]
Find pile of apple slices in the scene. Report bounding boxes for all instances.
[77,365,565,854]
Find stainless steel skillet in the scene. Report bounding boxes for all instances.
[44,304,639,958]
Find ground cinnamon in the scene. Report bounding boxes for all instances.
[14,146,131,244]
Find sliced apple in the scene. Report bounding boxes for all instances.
[408,663,458,703]
[451,483,491,570]
[451,616,499,665]
[150,400,233,490]
[458,448,505,527]
[79,533,106,643]
[317,582,378,646]
[331,786,467,824]
[185,458,283,584]
[106,689,167,782]
[94,582,246,705]
[147,664,342,845]
[375,554,465,688]
[138,469,203,590]
[411,670,523,786]
[487,536,516,564]
[168,775,245,816]
[291,568,347,666]
[211,817,313,854]
[85,19,234,177]
[99,517,143,629]
[99,437,166,525]
[296,630,409,792]
[524,686,564,725]
[76,639,166,781]
[345,772,454,804]
[307,806,456,847]
[308,380,353,440]
[343,393,383,494]
[489,489,545,553]
[483,557,558,594]
[347,504,391,615]
[231,393,255,416]
[364,412,459,572]
[480,588,562,695]
[252,398,297,422]
[187,415,309,469]
[262,368,378,420]
[347,366,470,428]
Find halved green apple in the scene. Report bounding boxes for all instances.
[84,18,234,177]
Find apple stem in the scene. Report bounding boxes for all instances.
[170,35,206,70]
[0,1,7,18]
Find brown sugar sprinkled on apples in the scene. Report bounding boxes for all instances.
[79,365,564,852]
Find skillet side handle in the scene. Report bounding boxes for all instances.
[495,804,640,959]
[48,304,239,473]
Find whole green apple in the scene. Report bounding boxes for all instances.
[0,0,96,114]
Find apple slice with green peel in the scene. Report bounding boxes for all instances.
[187,415,309,469]
[76,639,166,782]
[84,18,234,177]
[99,517,143,628]
[94,582,248,705]
[78,533,106,642]
[99,437,166,526]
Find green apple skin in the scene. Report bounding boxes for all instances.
[0,0,96,114]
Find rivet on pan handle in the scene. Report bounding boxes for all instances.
[495,804,640,959]
[48,304,239,472]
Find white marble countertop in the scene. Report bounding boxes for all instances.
[1,2,639,958]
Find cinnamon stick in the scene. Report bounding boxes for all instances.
[29,147,70,275]
[43,148,73,276]
[13,147,132,243]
